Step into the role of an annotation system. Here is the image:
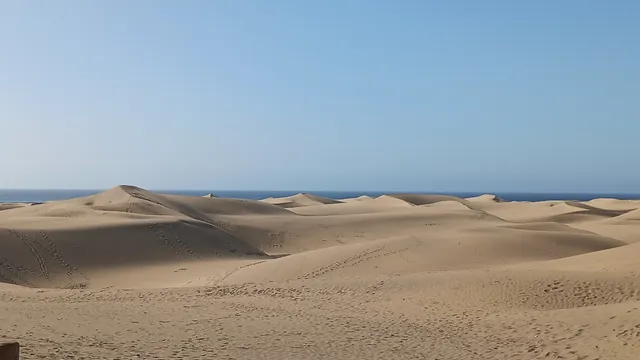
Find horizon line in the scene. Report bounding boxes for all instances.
[2,188,640,195]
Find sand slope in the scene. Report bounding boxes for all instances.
[0,203,37,212]
[1,186,640,359]
[0,204,23,211]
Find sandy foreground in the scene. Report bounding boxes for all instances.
[1,186,639,359]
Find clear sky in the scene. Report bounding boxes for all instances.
[1,1,638,192]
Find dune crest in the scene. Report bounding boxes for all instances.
[608,207,640,221]
[340,195,374,202]
[466,194,504,202]
[387,193,472,207]
[0,203,30,212]
[262,192,343,208]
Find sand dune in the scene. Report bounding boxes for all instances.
[2,186,640,359]
[262,192,343,208]
[610,207,640,221]
[340,194,374,202]
[387,193,472,206]
[289,194,414,215]
[0,203,28,212]
[534,201,634,223]
[221,225,622,284]
[0,186,291,288]
[465,193,505,202]
[586,197,640,211]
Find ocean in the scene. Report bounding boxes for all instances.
[1,189,640,203]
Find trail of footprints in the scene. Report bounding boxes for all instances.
[268,230,287,248]
[123,188,167,212]
[299,243,415,280]
[39,230,87,280]
[215,260,267,285]
[1,216,217,287]
[147,222,203,260]
[126,189,237,259]
[147,220,244,260]
[7,228,50,280]
[0,255,35,287]
[0,272,17,285]
[0,226,86,286]
[299,247,385,280]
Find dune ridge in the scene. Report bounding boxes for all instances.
[0,204,28,212]
[2,186,640,359]
[262,192,344,208]
[466,193,505,202]
[387,193,472,206]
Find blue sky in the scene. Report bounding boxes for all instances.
[1,1,638,192]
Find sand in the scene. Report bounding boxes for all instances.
[0,203,38,212]
[1,186,639,359]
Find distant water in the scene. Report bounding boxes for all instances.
[1,189,640,203]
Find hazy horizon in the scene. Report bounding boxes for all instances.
[2,187,640,195]
[3,188,640,205]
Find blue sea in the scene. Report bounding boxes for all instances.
[1,189,640,203]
